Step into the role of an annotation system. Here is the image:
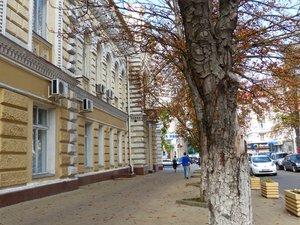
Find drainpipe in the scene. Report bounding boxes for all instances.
[126,56,134,174]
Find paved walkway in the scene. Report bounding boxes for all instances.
[0,166,299,225]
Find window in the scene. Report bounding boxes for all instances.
[114,62,119,97]
[32,107,55,175]
[83,34,91,78]
[33,0,47,38]
[105,53,112,89]
[96,45,103,84]
[84,123,93,167]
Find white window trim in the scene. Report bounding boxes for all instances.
[28,0,34,50]
[0,0,8,35]
[83,35,91,78]
[96,45,103,84]
[32,0,48,40]
[32,107,56,176]
[54,0,63,67]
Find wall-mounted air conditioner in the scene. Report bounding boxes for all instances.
[82,99,93,112]
[106,89,114,100]
[49,79,68,98]
[96,84,106,94]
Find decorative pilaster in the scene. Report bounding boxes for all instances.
[55,0,63,67]
[0,0,7,34]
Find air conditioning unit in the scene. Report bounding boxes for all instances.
[50,79,68,98]
[82,99,93,112]
[106,89,114,99]
[96,84,106,94]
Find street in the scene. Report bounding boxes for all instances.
[260,170,300,195]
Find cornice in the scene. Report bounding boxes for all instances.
[0,34,78,85]
[0,33,128,121]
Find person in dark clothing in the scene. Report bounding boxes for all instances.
[172,156,178,172]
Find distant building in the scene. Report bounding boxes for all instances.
[245,112,296,154]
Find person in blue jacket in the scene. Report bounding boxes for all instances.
[181,152,191,179]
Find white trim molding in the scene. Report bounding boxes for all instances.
[54,0,63,67]
[28,0,34,50]
[0,0,7,35]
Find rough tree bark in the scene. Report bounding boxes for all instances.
[178,0,252,224]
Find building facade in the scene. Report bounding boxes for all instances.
[129,54,163,174]
[245,112,296,154]
[0,0,162,207]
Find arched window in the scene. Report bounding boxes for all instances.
[105,53,112,89]
[114,61,119,91]
[121,69,125,80]
[96,44,103,84]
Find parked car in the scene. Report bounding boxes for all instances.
[249,155,277,176]
[162,159,173,167]
[270,152,288,170]
[177,158,182,166]
[282,154,300,172]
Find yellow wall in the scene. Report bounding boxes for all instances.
[0,88,31,188]
[85,108,127,131]
[0,59,49,99]
[6,0,30,45]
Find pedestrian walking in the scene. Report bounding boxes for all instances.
[181,152,191,179]
[172,156,178,173]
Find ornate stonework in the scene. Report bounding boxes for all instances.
[0,34,128,121]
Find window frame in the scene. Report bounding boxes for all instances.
[32,0,48,39]
[32,107,55,177]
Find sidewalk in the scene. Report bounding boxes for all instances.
[0,168,298,225]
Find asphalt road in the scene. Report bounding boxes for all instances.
[259,170,300,195]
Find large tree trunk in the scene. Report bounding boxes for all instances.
[178,0,252,224]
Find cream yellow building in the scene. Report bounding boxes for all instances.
[0,0,162,207]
